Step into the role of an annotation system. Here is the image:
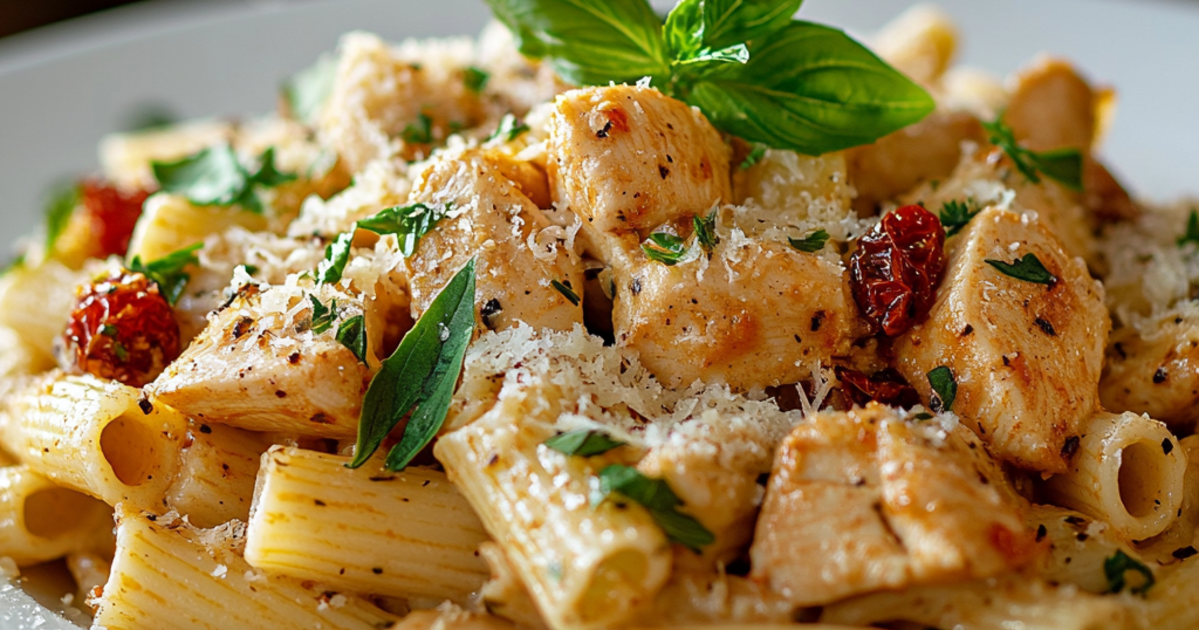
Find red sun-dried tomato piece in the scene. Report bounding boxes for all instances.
[849,204,946,336]
[835,366,921,410]
[62,270,180,387]
[78,180,151,258]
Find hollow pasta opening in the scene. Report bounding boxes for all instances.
[1118,440,1165,518]
[578,549,650,623]
[100,413,163,487]
[24,486,102,538]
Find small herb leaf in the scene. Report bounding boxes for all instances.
[1104,550,1155,596]
[984,253,1057,286]
[284,53,339,125]
[317,232,353,285]
[693,210,719,251]
[357,202,453,257]
[788,228,829,253]
[337,314,368,363]
[939,199,981,237]
[348,259,477,471]
[926,366,956,413]
[128,243,202,306]
[1178,210,1199,248]
[595,464,715,553]
[981,116,1083,191]
[402,112,434,144]
[545,429,625,457]
[551,279,581,306]
[739,144,767,170]
[641,232,689,265]
[463,66,490,93]
[310,295,338,335]
[490,114,531,143]
[152,145,247,207]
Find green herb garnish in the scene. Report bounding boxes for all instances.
[545,429,625,457]
[43,181,80,252]
[310,295,338,335]
[926,366,956,413]
[348,259,477,471]
[939,199,981,237]
[1104,550,1155,596]
[463,66,490,93]
[739,144,766,169]
[128,243,202,305]
[284,53,339,125]
[788,229,829,253]
[151,144,296,214]
[981,115,1083,191]
[490,114,530,143]
[551,279,581,306]
[984,253,1057,286]
[594,464,714,553]
[357,202,453,257]
[317,232,353,285]
[693,210,718,251]
[641,232,689,265]
[401,112,434,144]
[1178,210,1199,248]
[337,314,368,363]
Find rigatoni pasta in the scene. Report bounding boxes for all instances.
[0,465,112,566]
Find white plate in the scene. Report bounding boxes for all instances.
[1,0,1198,627]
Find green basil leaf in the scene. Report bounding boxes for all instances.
[544,429,625,457]
[152,144,249,207]
[1105,550,1155,596]
[484,0,669,86]
[310,295,338,335]
[787,228,829,253]
[665,0,801,61]
[939,199,981,237]
[984,253,1057,286]
[43,181,80,252]
[551,279,581,306]
[490,114,531,143]
[337,314,368,363]
[641,232,689,265]
[595,464,715,553]
[249,147,298,188]
[463,66,491,93]
[1028,148,1084,192]
[926,365,956,413]
[739,144,767,170]
[348,259,477,471]
[128,243,202,306]
[685,21,934,155]
[284,53,339,126]
[317,232,353,285]
[1178,209,1199,248]
[356,202,452,257]
[402,112,434,144]
[693,210,718,251]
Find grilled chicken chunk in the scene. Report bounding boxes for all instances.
[751,404,1037,607]
[894,207,1109,473]
[403,148,583,332]
[1102,311,1199,430]
[1005,57,1103,153]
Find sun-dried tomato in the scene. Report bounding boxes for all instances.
[78,180,151,258]
[62,270,180,387]
[849,204,946,336]
[835,366,921,410]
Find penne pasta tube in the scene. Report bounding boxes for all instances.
[165,422,276,528]
[0,465,112,566]
[1044,411,1186,541]
[92,507,400,630]
[0,260,93,364]
[1025,503,1139,593]
[68,551,113,612]
[127,193,267,263]
[244,446,490,602]
[3,372,186,508]
[478,542,549,630]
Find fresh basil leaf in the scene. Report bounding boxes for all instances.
[551,279,581,306]
[285,53,339,125]
[981,116,1083,191]
[984,253,1057,286]
[672,43,749,72]
[128,243,202,306]
[249,147,298,188]
[317,232,353,285]
[402,112,434,144]
[788,228,829,253]
[693,210,718,251]
[739,144,767,170]
[642,232,688,265]
[357,202,453,257]
[463,66,490,93]
[43,181,80,252]
[1105,550,1155,596]
[686,0,804,55]
[310,295,338,335]
[926,366,956,413]
[939,199,981,237]
[685,21,934,155]
[348,259,477,471]
[152,145,248,207]
[484,0,669,86]
[1179,210,1199,248]
[595,464,715,553]
[545,429,625,457]
[337,314,368,363]
[490,114,531,143]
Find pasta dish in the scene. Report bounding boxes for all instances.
[1,1,1197,629]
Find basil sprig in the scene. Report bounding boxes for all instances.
[982,116,1083,191]
[128,243,202,305]
[309,295,339,334]
[348,259,477,471]
[788,228,829,253]
[545,429,625,457]
[357,202,454,257]
[485,0,934,154]
[984,253,1057,287]
[151,145,297,214]
[594,465,714,553]
[337,315,368,363]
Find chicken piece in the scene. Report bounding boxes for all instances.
[607,230,855,391]
[147,281,374,438]
[1005,57,1101,152]
[750,405,1038,607]
[403,148,583,332]
[894,207,1109,473]
[873,5,959,88]
[1102,312,1199,430]
[548,85,731,236]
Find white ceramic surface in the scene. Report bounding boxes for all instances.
[1,0,1198,627]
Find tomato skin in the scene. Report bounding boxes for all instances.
[849,204,947,337]
[835,366,921,410]
[78,181,150,258]
[62,271,180,387]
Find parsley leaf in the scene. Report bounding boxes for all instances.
[1105,550,1155,596]
[939,199,981,237]
[981,116,1083,191]
[545,429,625,457]
[357,202,453,257]
[739,144,766,170]
[788,229,829,253]
[317,232,353,285]
[151,144,296,213]
[490,114,531,143]
[1178,210,1199,248]
[984,253,1057,286]
[641,232,689,265]
[594,465,714,553]
[43,181,80,252]
[337,314,368,363]
[401,113,434,144]
[309,295,339,335]
[693,210,718,251]
[348,259,477,471]
[463,66,490,93]
[926,366,956,413]
[551,279,581,306]
[128,243,202,305]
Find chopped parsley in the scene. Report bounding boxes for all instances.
[926,366,956,413]
[739,144,766,169]
[401,112,434,144]
[939,199,981,237]
[551,279,581,306]
[593,465,714,554]
[490,114,530,143]
[981,115,1083,191]
[1104,550,1155,596]
[309,295,338,335]
[984,253,1057,286]
[641,232,688,265]
[545,430,625,457]
[337,314,368,363]
[128,243,203,305]
[317,232,353,285]
[463,66,490,93]
[788,229,830,253]
[693,210,718,251]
